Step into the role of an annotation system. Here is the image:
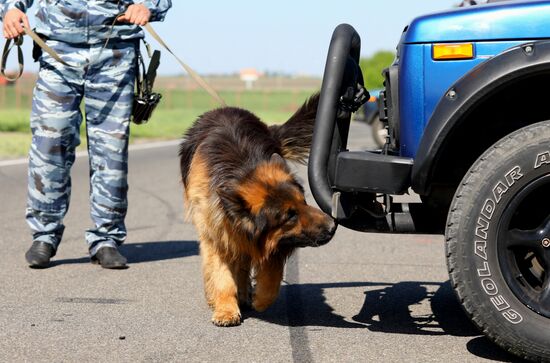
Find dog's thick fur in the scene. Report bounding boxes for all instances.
[179,94,335,326]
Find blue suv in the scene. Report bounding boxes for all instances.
[309,1,550,360]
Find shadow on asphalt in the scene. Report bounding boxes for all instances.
[50,240,199,266]
[251,280,518,362]
[121,240,199,263]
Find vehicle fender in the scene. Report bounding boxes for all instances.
[412,40,550,194]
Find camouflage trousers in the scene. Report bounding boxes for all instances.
[26,39,137,256]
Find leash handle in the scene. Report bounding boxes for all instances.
[1,35,24,81]
[1,25,73,82]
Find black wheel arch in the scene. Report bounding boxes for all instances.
[412,39,550,198]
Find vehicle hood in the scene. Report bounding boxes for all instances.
[404,0,550,44]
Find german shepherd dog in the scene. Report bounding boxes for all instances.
[179,94,336,326]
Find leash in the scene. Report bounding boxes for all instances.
[143,23,226,107]
[1,26,71,81]
[2,17,124,79]
[1,20,226,107]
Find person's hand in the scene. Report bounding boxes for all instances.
[118,4,151,26]
[2,8,30,39]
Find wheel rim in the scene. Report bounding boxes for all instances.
[498,173,550,318]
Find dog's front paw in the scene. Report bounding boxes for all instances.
[212,310,242,327]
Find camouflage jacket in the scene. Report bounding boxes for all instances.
[0,0,172,44]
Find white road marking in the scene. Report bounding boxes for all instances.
[0,139,181,168]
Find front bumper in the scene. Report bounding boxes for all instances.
[308,24,413,226]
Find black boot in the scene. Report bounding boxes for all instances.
[25,241,56,268]
[92,247,128,269]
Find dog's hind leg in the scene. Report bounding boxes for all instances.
[200,241,242,327]
[252,257,285,312]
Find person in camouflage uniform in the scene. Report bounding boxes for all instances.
[0,0,172,269]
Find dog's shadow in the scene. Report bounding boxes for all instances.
[250,280,475,333]
[50,240,199,266]
[249,280,519,362]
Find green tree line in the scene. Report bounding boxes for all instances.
[359,50,395,90]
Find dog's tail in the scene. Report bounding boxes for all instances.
[269,92,320,164]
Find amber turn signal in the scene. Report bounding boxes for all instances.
[433,43,474,60]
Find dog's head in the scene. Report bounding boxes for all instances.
[218,154,336,256]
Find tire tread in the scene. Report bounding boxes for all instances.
[445,121,550,362]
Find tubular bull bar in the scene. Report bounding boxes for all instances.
[308,24,436,234]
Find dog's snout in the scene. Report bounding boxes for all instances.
[320,220,337,243]
[310,214,337,247]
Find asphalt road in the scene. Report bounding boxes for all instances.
[0,121,521,362]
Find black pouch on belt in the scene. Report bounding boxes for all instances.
[132,46,162,125]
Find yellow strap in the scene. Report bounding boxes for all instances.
[144,23,227,107]
[24,26,72,66]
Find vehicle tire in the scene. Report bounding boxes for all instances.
[446,120,550,362]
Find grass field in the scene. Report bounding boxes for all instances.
[0,88,315,159]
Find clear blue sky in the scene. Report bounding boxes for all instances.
[13,0,458,76]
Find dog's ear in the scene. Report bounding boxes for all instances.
[270,153,286,167]
[217,185,265,241]
[217,185,249,218]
